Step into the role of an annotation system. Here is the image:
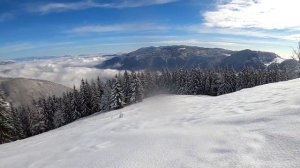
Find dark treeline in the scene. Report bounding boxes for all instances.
[0,65,299,144]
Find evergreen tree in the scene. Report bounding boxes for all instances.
[52,97,65,128]
[80,79,93,116]
[110,79,125,110]
[41,97,54,131]
[159,69,172,92]
[30,100,48,135]
[18,105,32,137]
[61,92,73,123]
[10,107,26,139]
[123,71,133,104]
[131,73,144,103]
[0,91,16,144]
[217,68,237,95]
[175,69,188,94]
[91,79,102,113]
[138,72,148,96]
[101,80,113,111]
[71,86,82,120]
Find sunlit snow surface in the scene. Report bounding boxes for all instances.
[1,79,300,168]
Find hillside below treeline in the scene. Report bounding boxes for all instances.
[0,77,70,107]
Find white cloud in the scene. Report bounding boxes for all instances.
[31,0,178,14]
[186,25,300,42]
[204,0,300,30]
[68,23,169,34]
[0,43,36,52]
[0,56,122,87]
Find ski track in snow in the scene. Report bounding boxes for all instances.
[1,79,300,168]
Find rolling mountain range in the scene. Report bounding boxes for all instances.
[97,46,284,71]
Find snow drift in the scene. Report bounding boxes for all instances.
[1,79,300,168]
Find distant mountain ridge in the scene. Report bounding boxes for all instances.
[97,46,283,71]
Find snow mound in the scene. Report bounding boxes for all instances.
[1,79,300,168]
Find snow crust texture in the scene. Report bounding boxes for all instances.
[1,79,300,168]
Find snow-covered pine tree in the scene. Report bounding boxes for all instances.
[110,78,125,110]
[101,80,113,111]
[186,68,201,95]
[131,73,144,103]
[85,80,93,115]
[175,69,188,95]
[138,72,149,97]
[123,71,133,105]
[217,68,237,95]
[71,86,82,120]
[79,79,93,117]
[148,71,159,95]
[79,79,87,117]
[10,106,26,139]
[144,71,156,97]
[96,76,104,107]
[0,90,16,144]
[47,96,59,129]
[18,105,32,137]
[52,96,65,128]
[159,69,172,91]
[209,71,221,96]
[91,79,102,113]
[30,100,48,135]
[198,71,207,95]
[40,97,54,131]
[61,92,73,123]
[97,76,104,96]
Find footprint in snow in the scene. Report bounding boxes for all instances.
[89,141,113,151]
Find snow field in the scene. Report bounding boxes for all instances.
[1,79,300,168]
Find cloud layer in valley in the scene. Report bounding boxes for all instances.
[0,56,122,87]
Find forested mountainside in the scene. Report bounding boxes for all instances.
[98,46,283,70]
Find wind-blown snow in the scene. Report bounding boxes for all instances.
[1,79,300,168]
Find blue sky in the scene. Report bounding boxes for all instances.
[0,0,299,60]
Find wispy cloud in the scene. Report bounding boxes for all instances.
[184,24,300,42]
[0,13,14,22]
[68,23,169,34]
[0,41,77,54]
[30,0,178,14]
[203,0,300,30]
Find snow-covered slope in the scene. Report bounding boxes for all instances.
[1,79,300,168]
